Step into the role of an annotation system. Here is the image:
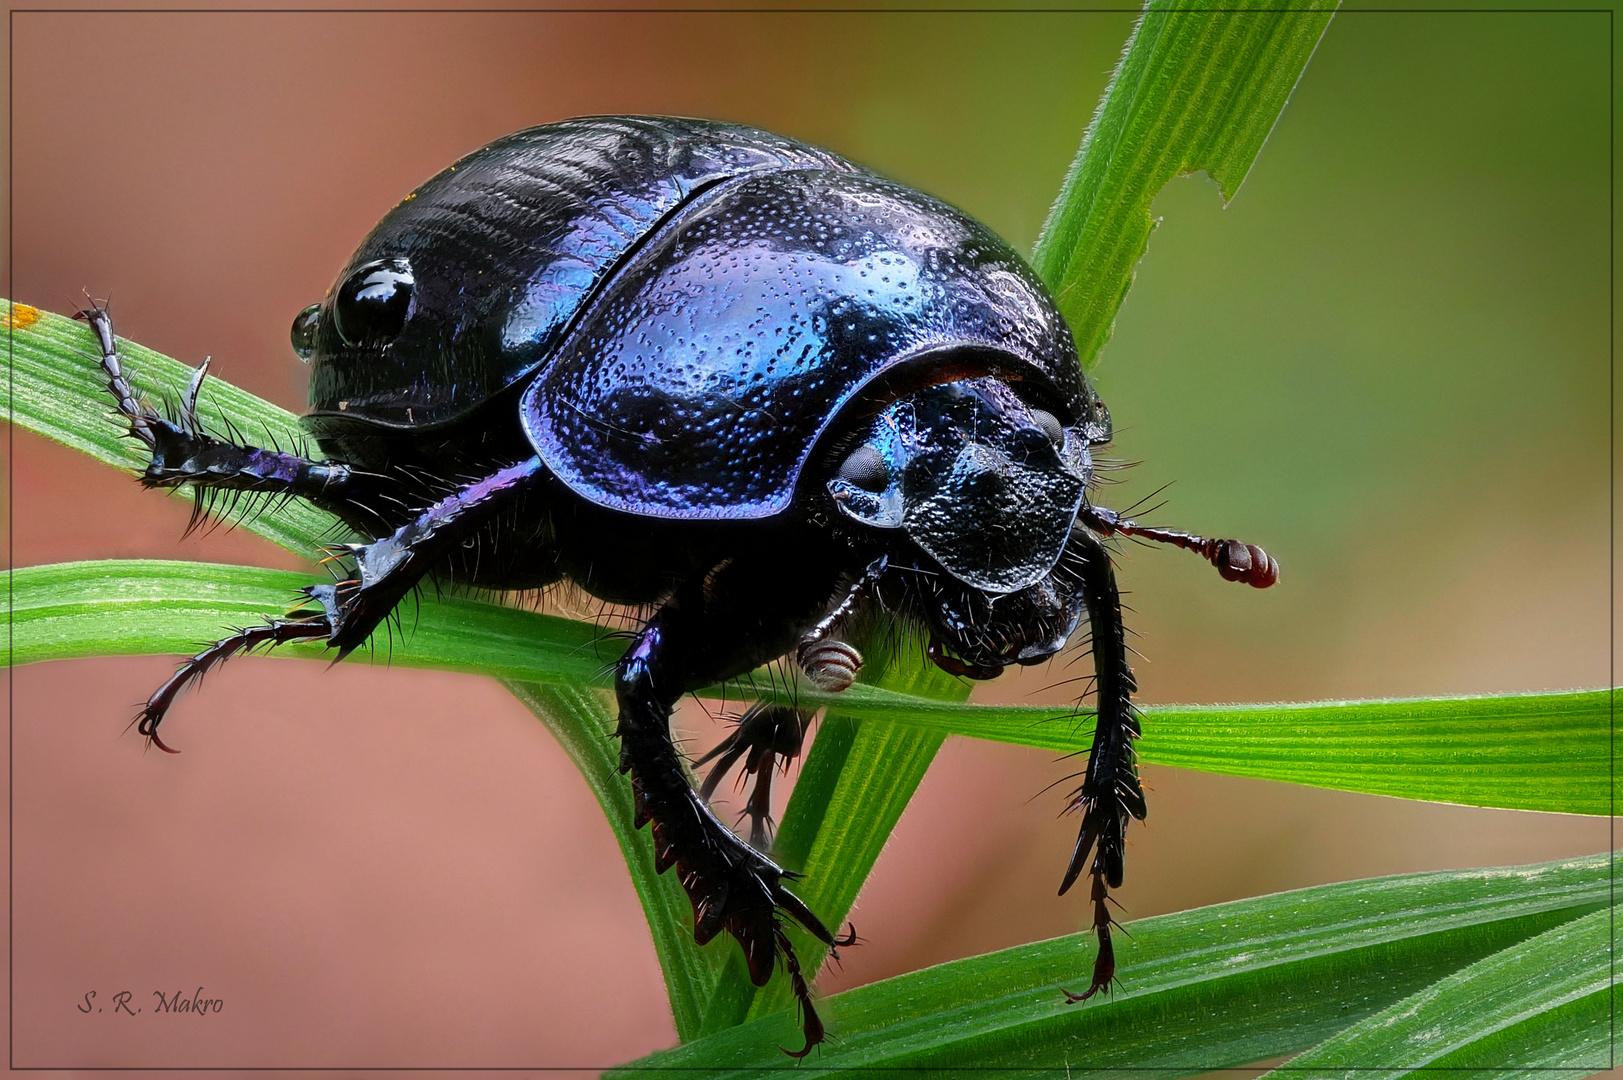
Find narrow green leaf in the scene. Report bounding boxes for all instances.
[609,853,1613,1078]
[3,302,339,552]
[505,682,719,1043]
[1030,1,1337,366]
[1275,905,1614,1077]
[8,558,609,683]
[824,687,1614,818]
[13,560,1610,818]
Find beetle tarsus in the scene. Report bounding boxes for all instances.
[777,925,827,1059]
[135,615,332,751]
[79,302,163,452]
[1061,868,1120,1003]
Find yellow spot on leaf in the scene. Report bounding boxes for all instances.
[2,303,40,330]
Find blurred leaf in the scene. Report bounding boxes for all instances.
[505,682,720,1043]
[1031,0,1337,368]
[611,853,1613,1077]
[1274,904,1613,1079]
[13,559,1609,818]
[2,302,337,552]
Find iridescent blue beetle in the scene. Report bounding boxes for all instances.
[86,116,1276,1055]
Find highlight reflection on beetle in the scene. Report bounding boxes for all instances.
[88,116,1276,1056]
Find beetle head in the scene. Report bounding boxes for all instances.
[829,377,1090,593]
[828,376,1095,675]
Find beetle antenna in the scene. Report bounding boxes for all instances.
[1080,505,1278,589]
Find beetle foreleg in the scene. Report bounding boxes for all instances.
[1058,527,1143,1003]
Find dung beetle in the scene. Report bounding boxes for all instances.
[84,116,1277,1056]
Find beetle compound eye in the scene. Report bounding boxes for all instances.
[828,441,903,528]
[837,444,890,493]
[1029,408,1065,447]
[333,258,414,348]
[290,304,322,362]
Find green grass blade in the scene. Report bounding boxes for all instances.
[1030,0,1337,367]
[505,682,720,1043]
[609,853,1613,1078]
[9,558,610,681]
[1275,904,1613,1078]
[12,559,1610,817]
[819,686,1615,817]
[3,302,339,552]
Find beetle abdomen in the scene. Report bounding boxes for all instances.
[523,168,1087,520]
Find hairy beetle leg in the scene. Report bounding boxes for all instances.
[1057,503,1275,999]
[625,734,836,1055]
[1057,527,1144,1006]
[135,615,331,752]
[79,304,413,535]
[697,703,812,848]
[301,457,548,656]
[132,458,550,750]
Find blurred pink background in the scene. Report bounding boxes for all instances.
[4,6,1612,1074]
